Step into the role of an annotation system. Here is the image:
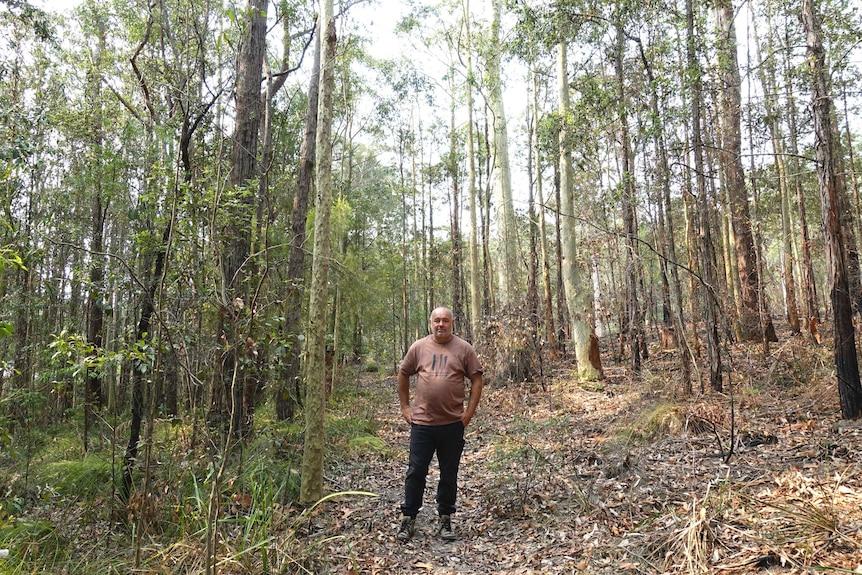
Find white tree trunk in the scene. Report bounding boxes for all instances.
[463,0,481,337]
[488,0,519,308]
[557,42,602,381]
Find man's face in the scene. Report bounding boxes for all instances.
[430,309,453,343]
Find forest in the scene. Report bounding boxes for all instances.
[1,0,862,572]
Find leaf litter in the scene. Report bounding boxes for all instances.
[314,332,862,574]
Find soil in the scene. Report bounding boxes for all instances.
[309,331,862,574]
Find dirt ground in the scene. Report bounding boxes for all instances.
[307,333,862,575]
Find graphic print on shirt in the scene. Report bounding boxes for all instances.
[430,353,448,377]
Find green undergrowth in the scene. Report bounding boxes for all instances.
[0,375,386,574]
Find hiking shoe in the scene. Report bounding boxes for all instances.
[438,514,456,541]
[396,515,416,542]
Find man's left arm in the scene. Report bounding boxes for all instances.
[461,372,483,427]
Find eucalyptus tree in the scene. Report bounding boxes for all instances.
[714,0,776,344]
[80,1,110,454]
[254,1,317,421]
[485,0,520,310]
[686,0,723,391]
[529,70,559,357]
[749,2,800,335]
[510,1,559,356]
[446,61,465,330]
[633,12,693,391]
[782,23,821,340]
[300,0,337,505]
[557,41,602,381]
[801,0,862,419]
[218,0,268,438]
[277,26,319,420]
[612,8,643,373]
[377,9,453,349]
[462,0,482,340]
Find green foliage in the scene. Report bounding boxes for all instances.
[0,519,66,573]
[42,457,112,500]
[0,0,53,42]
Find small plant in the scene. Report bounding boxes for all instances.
[610,402,684,447]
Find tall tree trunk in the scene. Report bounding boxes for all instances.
[487,0,519,309]
[277,28,320,420]
[300,1,336,504]
[614,19,642,373]
[636,37,692,392]
[84,17,107,453]
[715,0,774,342]
[681,139,702,360]
[463,0,481,340]
[220,0,266,436]
[399,130,410,354]
[688,0,723,391]
[448,68,463,326]
[531,69,558,357]
[525,70,541,356]
[482,116,494,317]
[783,27,820,339]
[753,8,800,335]
[841,81,862,318]
[801,0,862,419]
[833,124,862,319]
[558,41,602,381]
[554,161,568,347]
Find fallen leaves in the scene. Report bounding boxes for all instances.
[311,334,862,574]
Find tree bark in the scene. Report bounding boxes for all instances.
[487,0,519,309]
[783,27,820,340]
[558,41,601,381]
[801,0,862,419]
[300,2,336,504]
[614,20,642,373]
[220,0,267,436]
[463,0,481,340]
[531,69,558,357]
[688,0,723,391]
[715,0,774,342]
[636,36,692,392]
[277,26,320,420]
[84,17,107,453]
[752,10,800,335]
[448,67,463,326]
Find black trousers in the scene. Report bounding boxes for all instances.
[400,420,465,517]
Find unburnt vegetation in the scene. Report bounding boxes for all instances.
[2,0,862,573]
[1,326,860,574]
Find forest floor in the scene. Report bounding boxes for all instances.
[306,328,862,575]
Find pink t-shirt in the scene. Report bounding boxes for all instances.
[399,335,483,426]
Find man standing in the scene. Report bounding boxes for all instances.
[396,307,483,542]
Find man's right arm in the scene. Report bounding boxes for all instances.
[398,371,413,423]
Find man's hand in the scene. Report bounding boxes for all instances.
[398,372,413,424]
[461,372,483,429]
[401,405,413,424]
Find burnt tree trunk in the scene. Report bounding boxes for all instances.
[802,0,862,419]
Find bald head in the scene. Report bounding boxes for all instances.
[429,307,454,343]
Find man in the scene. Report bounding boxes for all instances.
[396,307,483,542]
